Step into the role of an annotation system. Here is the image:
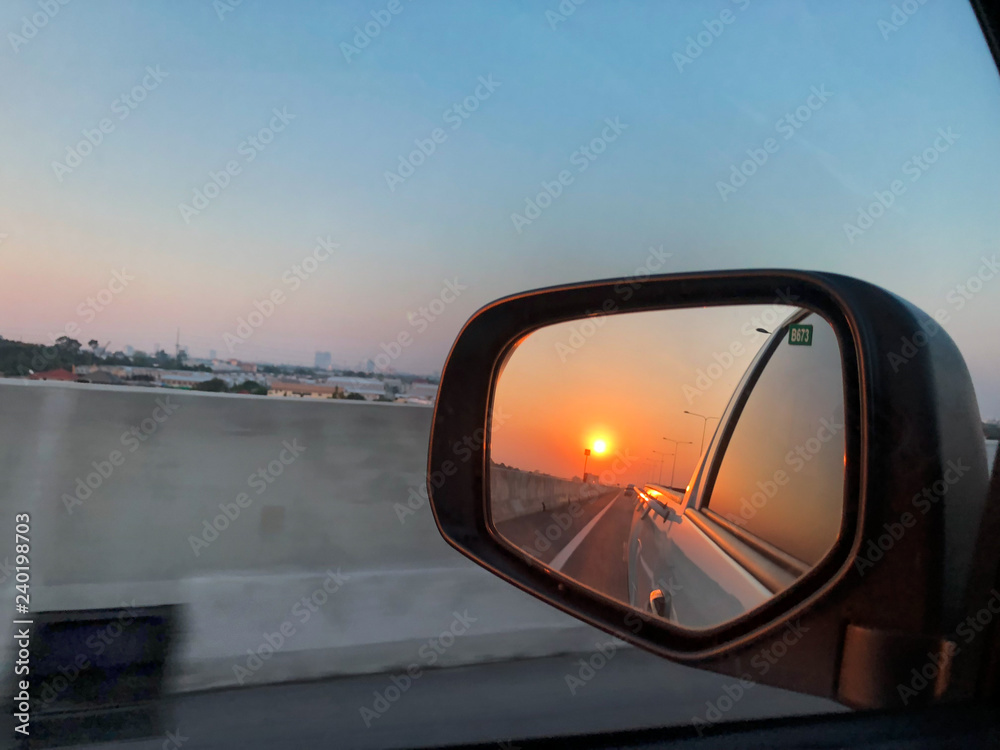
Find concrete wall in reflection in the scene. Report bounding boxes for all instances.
[490,465,613,522]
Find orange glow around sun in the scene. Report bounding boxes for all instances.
[488,305,793,485]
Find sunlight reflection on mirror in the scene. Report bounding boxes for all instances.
[488,304,846,631]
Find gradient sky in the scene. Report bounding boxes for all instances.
[490,305,797,485]
[2,1,999,413]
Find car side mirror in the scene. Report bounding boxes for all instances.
[426,270,991,710]
[482,305,845,632]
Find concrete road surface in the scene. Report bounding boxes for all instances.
[66,647,840,750]
[495,489,633,604]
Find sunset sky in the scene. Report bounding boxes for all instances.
[2,0,999,414]
[490,305,799,485]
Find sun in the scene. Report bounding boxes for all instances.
[592,439,607,454]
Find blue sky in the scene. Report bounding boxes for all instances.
[2,0,1000,414]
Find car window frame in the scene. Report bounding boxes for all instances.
[691,308,850,579]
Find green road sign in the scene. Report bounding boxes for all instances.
[788,324,813,346]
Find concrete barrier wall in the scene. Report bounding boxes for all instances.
[0,381,612,693]
[490,465,612,523]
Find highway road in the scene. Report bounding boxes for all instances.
[63,646,839,749]
[38,454,1000,749]
[495,489,635,605]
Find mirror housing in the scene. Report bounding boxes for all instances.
[426,270,991,709]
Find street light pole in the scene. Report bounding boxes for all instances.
[582,448,591,482]
[683,411,720,456]
[663,438,693,488]
[651,450,667,485]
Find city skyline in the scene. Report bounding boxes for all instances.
[0,327,441,378]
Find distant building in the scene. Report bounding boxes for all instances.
[76,370,125,386]
[28,368,76,381]
[366,359,375,374]
[403,381,439,402]
[269,381,345,399]
[209,349,217,359]
[75,364,158,381]
[125,345,134,356]
[72,365,262,390]
[324,375,386,400]
[211,359,256,374]
[158,371,217,388]
[315,351,332,370]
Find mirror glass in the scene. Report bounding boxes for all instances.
[488,303,846,631]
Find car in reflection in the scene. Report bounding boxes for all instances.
[627,310,847,629]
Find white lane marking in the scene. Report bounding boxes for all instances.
[549,491,622,572]
[637,547,655,587]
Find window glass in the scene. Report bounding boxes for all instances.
[706,314,845,564]
[2,0,999,745]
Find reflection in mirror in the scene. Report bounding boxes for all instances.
[488,304,846,632]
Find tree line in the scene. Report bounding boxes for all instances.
[0,335,209,378]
